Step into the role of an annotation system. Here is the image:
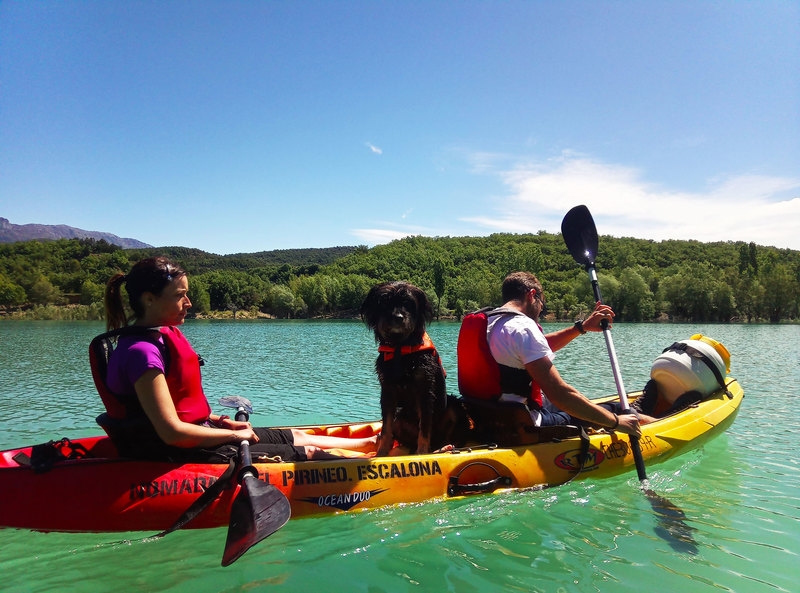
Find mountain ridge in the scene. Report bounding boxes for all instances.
[0,217,152,249]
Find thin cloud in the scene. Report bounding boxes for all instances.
[366,142,383,155]
[351,219,441,246]
[461,153,800,250]
[466,150,513,174]
[351,228,410,244]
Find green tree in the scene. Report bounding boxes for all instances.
[79,279,104,306]
[336,274,373,310]
[29,275,60,305]
[268,285,296,318]
[2,232,799,322]
[735,276,765,322]
[658,262,734,321]
[0,273,26,307]
[616,268,655,321]
[432,258,448,319]
[738,242,759,276]
[760,262,796,323]
[188,276,211,314]
[290,275,328,316]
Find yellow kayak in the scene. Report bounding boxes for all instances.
[280,378,743,516]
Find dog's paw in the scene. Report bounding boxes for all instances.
[375,437,394,457]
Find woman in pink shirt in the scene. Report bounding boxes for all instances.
[98,256,376,462]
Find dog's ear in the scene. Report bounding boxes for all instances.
[360,282,388,330]
[408,284,434,327]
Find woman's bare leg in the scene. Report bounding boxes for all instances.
[291,430,379,452]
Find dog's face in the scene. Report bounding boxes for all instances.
[360,281,433,346]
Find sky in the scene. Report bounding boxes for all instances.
[1,1,799,255]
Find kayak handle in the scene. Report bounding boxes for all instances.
[447,462,513,497]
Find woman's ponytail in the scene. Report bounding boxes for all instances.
[104,273,128,330]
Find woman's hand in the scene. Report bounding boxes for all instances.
[213,415,251,431]
[212,416,258,443]
[232,427,259,443]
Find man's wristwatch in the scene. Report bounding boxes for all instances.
[574,320,587,335]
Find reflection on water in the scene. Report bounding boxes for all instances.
[0,320,798,593]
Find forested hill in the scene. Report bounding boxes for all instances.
[123,245,359,274]
[0,233,797,323]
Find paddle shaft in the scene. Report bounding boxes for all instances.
[223,397,258,480]
[588,267,630,408]
[234,407,257,482]
[587,266,648,482]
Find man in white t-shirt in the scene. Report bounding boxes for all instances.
[487,271,644,435]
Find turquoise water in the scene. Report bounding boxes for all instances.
[0,320,797,593]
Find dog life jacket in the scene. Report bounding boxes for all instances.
[90,325,211,424]
[457,307,543,409]
[378,332,446,376]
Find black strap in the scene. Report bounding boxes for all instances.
[90,326,165,369]
[18,438,90,473]
[94,325,163,340]
[562,426,591,485]
[11,438,90,472]
[485,306,527,319]
[523,426,591,491]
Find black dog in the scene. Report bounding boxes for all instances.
[361,281,469,455]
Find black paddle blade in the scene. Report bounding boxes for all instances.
[221,476,291,567]
[561,205,599,269]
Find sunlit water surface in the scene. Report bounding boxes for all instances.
[0,320,797,593]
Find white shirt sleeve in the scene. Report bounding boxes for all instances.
[487,314,554,369]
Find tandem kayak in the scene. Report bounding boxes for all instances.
[0,379,743,534]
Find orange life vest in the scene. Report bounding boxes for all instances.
[378,332,446,376]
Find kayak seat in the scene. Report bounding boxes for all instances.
[461,397,581,446]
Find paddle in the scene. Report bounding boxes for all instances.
[219,396,292,567]
[561,205,698,553]
[560,206,647,479]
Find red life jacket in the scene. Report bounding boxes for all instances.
[456,308,543,408]
[160,326,212,424]
[90,326,210,424]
